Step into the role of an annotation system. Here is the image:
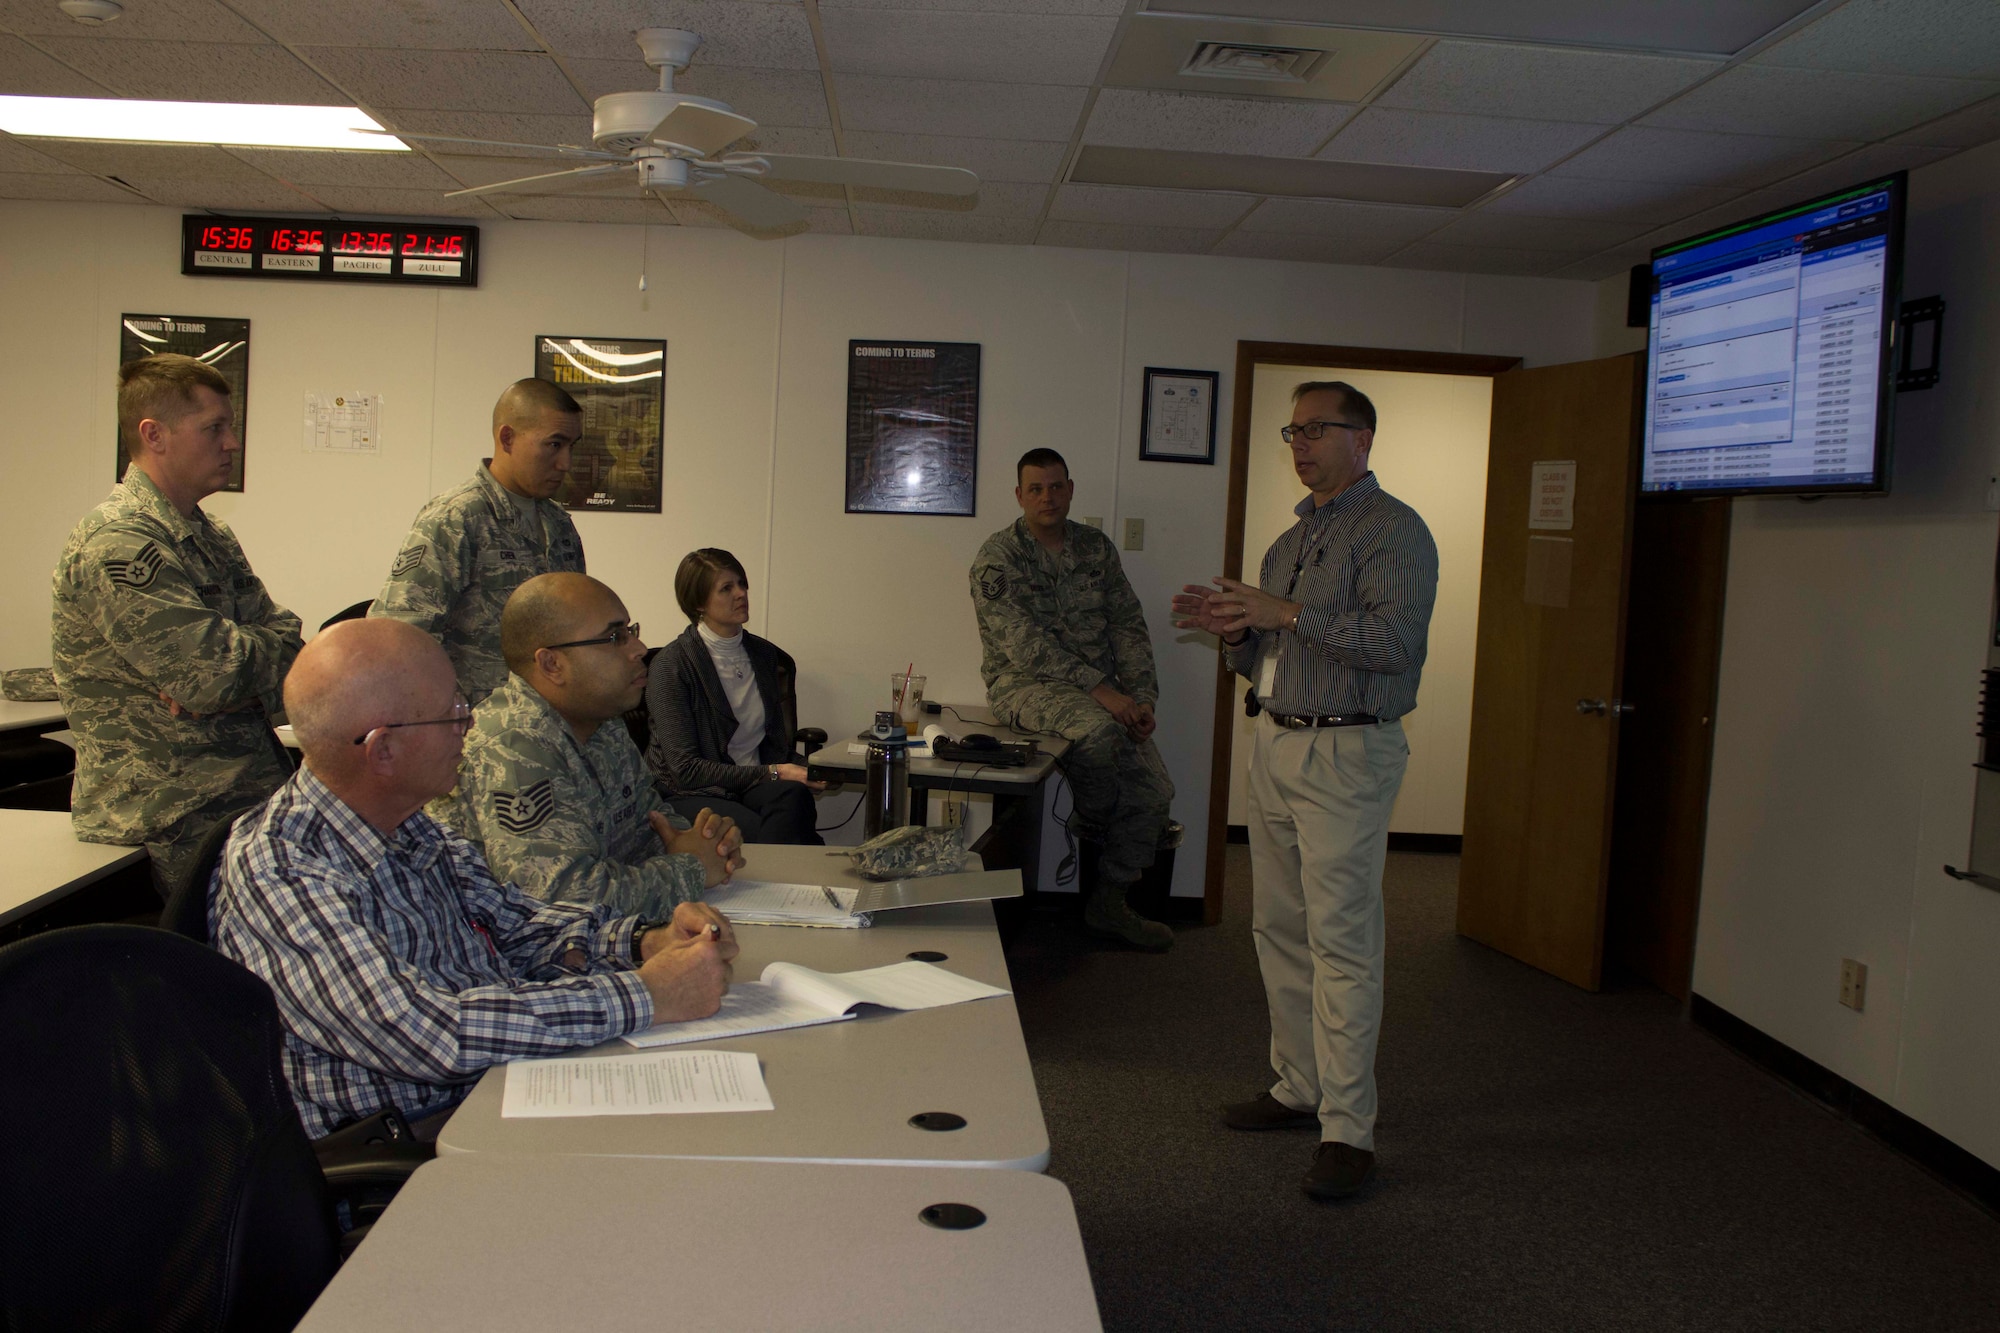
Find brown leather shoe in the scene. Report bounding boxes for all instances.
[1221,1091,1318,1131]
[1302,1141,1375,1200]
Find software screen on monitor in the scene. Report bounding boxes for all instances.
[1641,174,1902,496]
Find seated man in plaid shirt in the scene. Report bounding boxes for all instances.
[212,617,738,1139]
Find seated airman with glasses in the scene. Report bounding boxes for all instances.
[432,572,745,923]
[211,617,738,1139]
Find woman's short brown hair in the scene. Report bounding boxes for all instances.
[675,548,749,622]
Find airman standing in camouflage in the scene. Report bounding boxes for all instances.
[370,379,587,704]
[432,572,745,919]
[52,355,303,891]
[970,447,1174,951]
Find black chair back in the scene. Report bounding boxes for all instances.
[318,600,373,632]
[159,809,254,945]
[623,645,664,754]
[0,926,339,1332]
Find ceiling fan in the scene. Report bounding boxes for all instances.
[371,28,979,232]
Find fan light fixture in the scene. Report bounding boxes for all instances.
[0,96,407,151]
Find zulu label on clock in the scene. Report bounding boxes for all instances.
[182,215,480,287]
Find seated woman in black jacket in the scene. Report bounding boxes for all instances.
[644,548,825,845]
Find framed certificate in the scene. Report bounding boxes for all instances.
[1139,367,1218,464]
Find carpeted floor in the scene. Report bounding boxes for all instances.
[1007,847,2000,1332]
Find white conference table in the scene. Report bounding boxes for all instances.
[0,808,147,928]
[297,1155,1102,1333]
[0,700,65,736]
[437,846,1048,1169]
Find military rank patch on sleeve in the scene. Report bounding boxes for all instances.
[104,542,166,590]
[493,778,555,833]
[977,569,1008,600]
[390,545,427,578]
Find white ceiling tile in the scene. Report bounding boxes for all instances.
[837,75,1087,141]
[852,210,1036,243]
[1547,252,1651,281]
[0,170,144,202]
[299,48,588,115]
[1085,89,1353,157]
[1036,219,1219,254]
[30,37,349,103]
[228,0,541,50]
[667,197,853,233]
[1211,229,1411,266]
[1049,182,1253,228]
[494,194,676,223]
[1317,108,1604,174]
[124,176,331,211]
[1551,126,1856,189]
[0,132,79,173]
[1482,174,1742,223]
[514,0,819,69]
[1753,0,2000,81]
[1641,65,1999,143]
[1423,211,1649,252]
[28,140,277,180]
[839,132,1066,183]
[734,125,835,155]
[568,60,830,128]
[852,179,1046,218]
[1379,240,1574,277]
[227,147,461,189]
[0,0,264,42]
[1761,142,1956,199]
[1236,197,1452,245]
[820,9,1117,86]
[379,110,598,154]
[821,0,1121,12]
[0,35,114,95]
[306,185,503,218]
[1891,94,2000,149]
[1376,40,1720,125]
[437,152,596,187]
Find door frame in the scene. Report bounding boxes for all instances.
[1201,341,1522,923]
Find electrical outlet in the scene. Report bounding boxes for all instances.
[1081,515,1103,529]
[1123,517,1145,551]
[1839,958,1868,1011]
[938,792,966,828]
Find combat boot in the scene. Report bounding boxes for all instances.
[1083,880,1173,952]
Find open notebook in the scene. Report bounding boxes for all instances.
[621,960,1010,1049]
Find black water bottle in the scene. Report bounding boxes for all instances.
[863,709,910,839]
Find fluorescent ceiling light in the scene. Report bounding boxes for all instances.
[0,96,406,150]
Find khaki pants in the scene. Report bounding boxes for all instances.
[1247,713,1408,1149]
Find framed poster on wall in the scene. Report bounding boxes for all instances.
[116,314,250,490]
[1139,367,1218,465]
[845,340,981,516]
[533,335,665,514]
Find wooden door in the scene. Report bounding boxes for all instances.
[1457,353,1643,990]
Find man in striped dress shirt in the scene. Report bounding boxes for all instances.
[212,617,736,1138]
[1173,381,1438,1202]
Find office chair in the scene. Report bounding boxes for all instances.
[158,807,257,944]
[0,925,423,1332]
[318,599,373,632]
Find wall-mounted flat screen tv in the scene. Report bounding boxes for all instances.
[1640,172,1905,498]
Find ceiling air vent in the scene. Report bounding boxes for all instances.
[1180,41,1328,83]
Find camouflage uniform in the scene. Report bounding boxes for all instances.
[970,517,1174,888]
[370,463,585,704]
[430,672,706,918]
[51,467,301,885]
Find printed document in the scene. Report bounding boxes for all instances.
[502,1050,771,1118]
[623,960,1011,1049]
[704,877,865,927]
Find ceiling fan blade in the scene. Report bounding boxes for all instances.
[647,102,758,156]
[357,128,623,160]
[748,154,979,197]
[444,163,634,199]
[681,173,808,230]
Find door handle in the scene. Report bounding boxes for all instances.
[1577,698,1606,715]
[1576,699,1636,717]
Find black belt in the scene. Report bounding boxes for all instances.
[1268,712,1378,730]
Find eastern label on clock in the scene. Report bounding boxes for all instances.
[262,253,321,272]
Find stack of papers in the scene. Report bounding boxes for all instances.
[704,877,868,928]
[622,959,1012,1049]
[501,1050,772,1118]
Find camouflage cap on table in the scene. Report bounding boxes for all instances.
[843,824,970,880]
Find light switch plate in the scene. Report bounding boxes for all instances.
[1123,517,1144,551]
[1839,958,1868,1011]
[1082,515,1103,528]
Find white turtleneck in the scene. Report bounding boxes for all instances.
[698,620,767,769]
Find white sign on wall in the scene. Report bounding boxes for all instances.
[1529,460,1575,530]
[303,392,382,454]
